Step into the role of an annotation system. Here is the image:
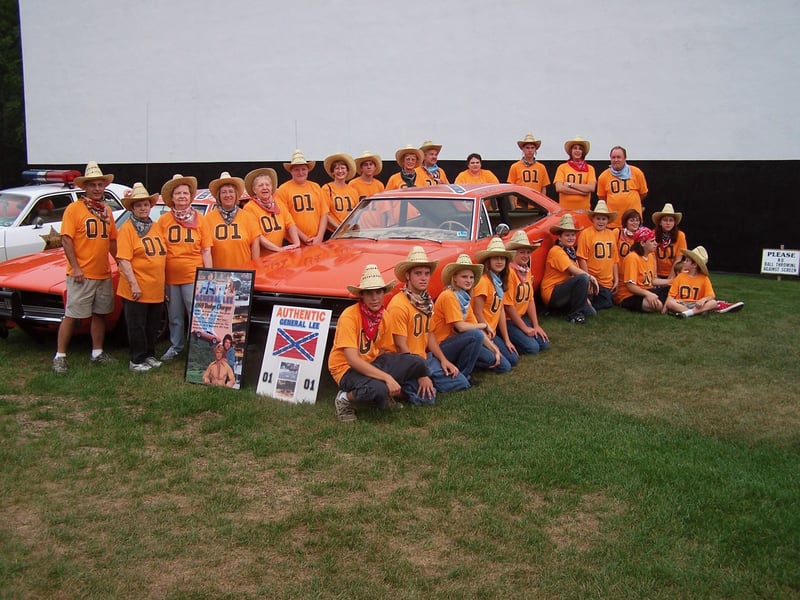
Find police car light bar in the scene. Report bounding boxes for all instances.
[21,170,82,185]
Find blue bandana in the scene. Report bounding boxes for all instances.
[610,164,631,180]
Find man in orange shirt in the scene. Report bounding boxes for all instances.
[417,140,449,186]
[349,151,385,201]
[507,133,551,194]
[597,146,648,227]
[327,264,427,422]
[53,162,119,373]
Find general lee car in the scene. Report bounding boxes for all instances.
[0,183,588,340]
[246,183,591,331]
[0,170,129,262]
[0,197,216,339]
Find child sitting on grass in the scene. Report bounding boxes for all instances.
[661,246,717,318]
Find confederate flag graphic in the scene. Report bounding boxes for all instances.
[272,328,319,361]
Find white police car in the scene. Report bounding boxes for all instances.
[0,169,130,262]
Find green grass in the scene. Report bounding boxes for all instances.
[0,274,798,599]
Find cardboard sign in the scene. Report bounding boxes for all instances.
[257,305,332,404]
[761,249,800,276]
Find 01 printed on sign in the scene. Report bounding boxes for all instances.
[257,305,332,404]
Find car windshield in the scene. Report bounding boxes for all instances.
[0,193,30,227]
[334,196,476,241]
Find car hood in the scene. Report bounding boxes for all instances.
[0,249,72,294]
[252,239,470,297]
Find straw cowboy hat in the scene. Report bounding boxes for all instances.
[441,253,483,285]
[323,152,356,180]
[244,168,278,197]
[587,200,618,222]
[161,174,198,208]
[209,172,245,201]
[74,161,114,187]
[354,151,383,176]
[651,203,683,226]
[395,145,424,166]
[563,136,590,157]
[505,229,542,251]
[394,246,439,281]
[517,133,542,150]
[475,237,516,263]
[549,213,584,235]
[283,149,316,174]
[681,245,710,275]
[419,140,442,153]
[121,182,158,212]
[346,264,396,296]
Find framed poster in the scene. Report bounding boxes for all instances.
[257,305,332,404]
[185,268,255,389]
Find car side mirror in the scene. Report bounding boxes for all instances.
[495,223,510,237]
[32,216,44,229]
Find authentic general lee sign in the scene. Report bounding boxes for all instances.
[760,249,800,276]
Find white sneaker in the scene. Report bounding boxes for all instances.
[145,356,162,368]
[160,347,180,361]
[334,391,356,422]
[129,361,152,372]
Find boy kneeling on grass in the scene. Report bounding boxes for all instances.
[661,246,718,318]
[327,264,428,423]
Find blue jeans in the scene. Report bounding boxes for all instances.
[475,338,515,373]
[427,354,470,394]
[438,329,483,379]
[507,319,550,355]
[339,352,428,408]
[166,283,195,353]
[589,285,614,310]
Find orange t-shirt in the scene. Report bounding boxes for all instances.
[554,163,596,211]
[327,302,387,384]
[115,220,167,303]
[576,227,619,288]
[616,252,656,303]
[415,166,449,186]
[243,199,296,248]
[471,273,504,330]
[348,177,385,202]
[430,288,477,343]
[655,230,687,278]
[506,160,551,193]
[596,165,648,228]
[205,208,261,269]
[382,291,431,358]
[322,182,361,230]
[503,268,534,317]
[454,169,500,185]
[275,180,327,238]
[159,211,214,285]
[60,200,118,279]
[539,245,577,305]
[668,271,715,302]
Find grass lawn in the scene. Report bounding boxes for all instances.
[1,273,798,599]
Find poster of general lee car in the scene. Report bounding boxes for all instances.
[185,268,255,390]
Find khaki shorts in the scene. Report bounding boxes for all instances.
[64,276,115,319]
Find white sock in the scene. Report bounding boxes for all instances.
[54,352,66,359]
[683,309,695,318]
[91,349,104,358]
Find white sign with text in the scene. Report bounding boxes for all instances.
[760,249,800,275]
[257,305,332,404]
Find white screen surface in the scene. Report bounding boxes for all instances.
[19,0,800,163]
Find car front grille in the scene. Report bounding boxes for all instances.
[0,289,64,324]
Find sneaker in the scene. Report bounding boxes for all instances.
[160,347,180,361]
[90,351,116,365]
[386,397,405,410]
[716,300,744,314]
[145,356,162,368]
[568,313,586,324]
[334,391,356,422]
[129,361,152,372]
[52,356,68,374]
